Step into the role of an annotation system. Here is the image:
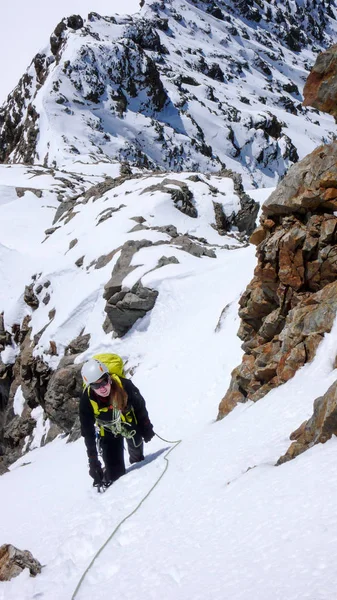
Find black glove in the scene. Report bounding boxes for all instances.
[88,457,104,485]
[143,427,155,443]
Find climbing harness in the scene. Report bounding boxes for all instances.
[71,432,181,600]
[95,410,137,440]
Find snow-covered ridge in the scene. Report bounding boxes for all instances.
[0,163,257,366]
[1,0,337,187]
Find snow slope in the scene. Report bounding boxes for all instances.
[1,245,337,600]
[0,162,337,599]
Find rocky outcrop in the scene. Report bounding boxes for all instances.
[0,328,89,471]
[141,179,198,218]
[218,140,337,418]
[103,240,159,337]
[277,379,337,465]
[43,356,83,435]
[104,281,159,337]
[0,544,42,581]
[303,44,337,121]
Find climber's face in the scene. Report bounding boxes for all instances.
[91,373,111,397]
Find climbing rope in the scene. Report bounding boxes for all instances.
[71,432,181,600]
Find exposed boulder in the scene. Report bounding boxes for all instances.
[124,20,164,52]
[24,284,39,309]
[277,379,337,465]
[303,45,337,121]
[64,333,90,356]
[219,170,259,236]
[104,281,159,337]
[43,360,83,436]
[262,141,337,216]
[172,235,216,258]
[218,140,337,419]
[0,544,42,581]
[103,239,159,337]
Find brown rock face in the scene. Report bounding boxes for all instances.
[277,380,337,464]
[303,45,337,120]
[218,140,337,419]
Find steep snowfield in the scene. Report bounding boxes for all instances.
[1,162,337,599]
[1,250,337,600]
[0,164,254,365]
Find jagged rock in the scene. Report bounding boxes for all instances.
[0,318,54,469]
[172,235,216,258]
[128,224,148,232]
[130,216,146,224]
[0,544,42,581]
[303,45,337,121]
[16,187,42,198]
[154,224,179,238]
[218,140,337,419]
[24,284,39,309]
[52,198,77,225]
[95,250,119,269]
[125,20,164,52]
[42,293,51,306]
[97,206,125,225]
[44,362,83,433]
[75,256,84,268]
[141,179,197,218]
[263,141,337,216]
[44,226,61,236]
[4,414,36,454]
[219,170,259,235]
[104,281,159,337]
[67,415,81,443]
[67,15,84,30]
[0,313,9,350]
[277,379,337,465]
[213,201,230,235]
[234,192,259,236]
[68,238,78,250]
[64,333,90,355]
[50,20,67,56]
[44,421,64,444]
[156,256,180,268]
[20,349,51,409]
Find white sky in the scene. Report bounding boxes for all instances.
[0,0,141,104]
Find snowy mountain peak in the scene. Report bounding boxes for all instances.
[1,0,337,187]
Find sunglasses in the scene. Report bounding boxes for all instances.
[91,373,110,390]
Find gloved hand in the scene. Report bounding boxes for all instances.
[143,427,155,443]
[88,457,104,485]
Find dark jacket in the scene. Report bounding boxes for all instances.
[79,377,154,459]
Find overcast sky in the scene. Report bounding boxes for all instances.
[0,0,142,104]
